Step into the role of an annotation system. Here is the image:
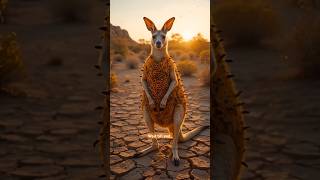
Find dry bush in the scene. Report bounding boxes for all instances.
[50,0,93,23]
[113,54,124,62]
[0,32,24,87]
[214,0,280,47]
[171,50,182,60]
[138,52,147,62]
[110,72,117,89]
[111,39,128,57]
[126,56,139,69]
[179,54,189,61]
[200,67,210,86]
[285,14,320,78]
[200,50,210,64]
[189,52,197,60]
[129,45,142,54]
[189,33,210,55]
[177,60,197,76]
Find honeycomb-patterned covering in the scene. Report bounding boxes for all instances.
[141,56,186,128]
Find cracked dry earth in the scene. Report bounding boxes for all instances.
[110,62,210,179]
[231,49,320,180]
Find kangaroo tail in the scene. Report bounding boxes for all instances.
[179,125,209,142]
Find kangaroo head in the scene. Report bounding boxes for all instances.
[143,17,175,50]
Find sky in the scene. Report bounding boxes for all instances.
[110,0,210,42]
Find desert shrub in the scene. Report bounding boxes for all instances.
[171,50,183,59]
[138,52,147,62]
[0,33,24,87]
[285,15,320,78]
[126,56,139,69]
[50,0,93,23]
[189,33,210,55]
[214,0,280,47]
[110,72,117,88]
[113,54,124,62]
[111,39,128,57]
[177,60,197,76]
[129,45,142,54]
[200,67,210,86]
[179,54,189,61]
[200,50,210,64]
[189,52,197,60]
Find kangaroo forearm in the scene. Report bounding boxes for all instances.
[164,80,177,98]
[141,79,152,99]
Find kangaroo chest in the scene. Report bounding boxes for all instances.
[144,58,171,104]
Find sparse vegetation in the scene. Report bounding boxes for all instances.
[176,60,197,76]
[200,50,210,64]
[189,33,210,55]
[110,72,117,89]
[111,39,128,57]
[129,45,142,54]
[214,0,280,46]
[179,54,189,61]
[113,54,124,62]
[138,52,147,62]
[50,0,93,23]
[0,32,24,87]
[200,67,210,86]
[126,56,139,69]
[286,14,320,78]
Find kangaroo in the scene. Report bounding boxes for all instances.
[138,17,208,166]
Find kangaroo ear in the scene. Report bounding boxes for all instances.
[143,17,156,32]
[161,17,175,32]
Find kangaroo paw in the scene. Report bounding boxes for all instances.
[171,147,180,166]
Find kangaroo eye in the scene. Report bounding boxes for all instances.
[161,35,165,39]
[152,35,156,39]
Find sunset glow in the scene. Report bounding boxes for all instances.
[182,31,194,41]
[111,0,210,42]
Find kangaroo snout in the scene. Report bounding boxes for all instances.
[155,41,162,48]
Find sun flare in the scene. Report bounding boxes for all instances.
[182,31,193,41]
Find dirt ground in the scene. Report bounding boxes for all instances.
[1,0,320,180]
[0,0,106,179]
[230,48,320,179]
[109,60,210,179]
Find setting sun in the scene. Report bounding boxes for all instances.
[111,0,209,41]
[182,31,194,41]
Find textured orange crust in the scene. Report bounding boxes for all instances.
[141,56,186,127]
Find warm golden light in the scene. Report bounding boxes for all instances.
[182,31,194,41]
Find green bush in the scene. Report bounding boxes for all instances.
[177,60,197,76]
[0,32,24,87]
[214,0,280,47]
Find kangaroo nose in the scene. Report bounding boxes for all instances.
[156,41,161,46]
